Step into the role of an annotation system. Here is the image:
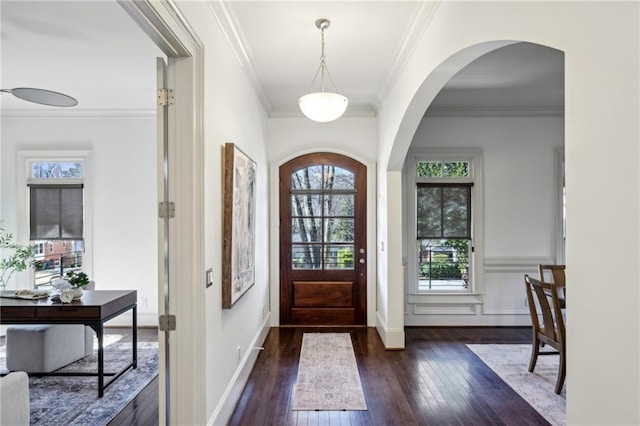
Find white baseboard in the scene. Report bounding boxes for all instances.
[208,312,271,426]
[404,314,532,326]
[375,312,405,349]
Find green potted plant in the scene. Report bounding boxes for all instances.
[65,270,89,287]
[65,270,90,298]
[0,221,35,290]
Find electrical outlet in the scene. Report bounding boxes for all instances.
[138,296,148,307]
[524,297,528,307]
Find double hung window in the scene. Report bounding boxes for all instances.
[28,160,85,286]
[409,154,480,293]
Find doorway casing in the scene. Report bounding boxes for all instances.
[118,1,204,425]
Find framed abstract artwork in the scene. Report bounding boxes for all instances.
[222,143,257,308]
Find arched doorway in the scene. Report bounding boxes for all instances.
[279,153,367,326]
[379,39,565,348]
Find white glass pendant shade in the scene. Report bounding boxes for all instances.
[298,92,348,123]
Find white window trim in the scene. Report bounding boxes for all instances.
[16,150,92,289]
[406,148,484,296]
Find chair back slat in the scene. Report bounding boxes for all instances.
[533,283,557,341]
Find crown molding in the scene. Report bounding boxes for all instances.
[377,1,441,104]
[1,109,156,119]
[269,104,377,119]
[424,106,564,118]
[207,1,272,114]
[0,105,560,120]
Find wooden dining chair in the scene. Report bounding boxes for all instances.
[524,274,566,394]
[538,264,565,308]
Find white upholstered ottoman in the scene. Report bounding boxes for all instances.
[6,324,94,373]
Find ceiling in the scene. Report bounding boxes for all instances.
[1,1,563,116]
[1,1,162,111]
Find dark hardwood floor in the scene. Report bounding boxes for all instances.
[228,327,550,426]
[107,327,158,426]
[113,326,550,425]
[109,376,159,426]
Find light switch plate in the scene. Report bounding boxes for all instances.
[206,268,213,288]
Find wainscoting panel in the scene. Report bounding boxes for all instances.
[413,304,478,315]
[405,256,555,325]
[482,257,553,315]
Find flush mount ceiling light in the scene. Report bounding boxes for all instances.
[298,18,348,123]
[0,87,77,107]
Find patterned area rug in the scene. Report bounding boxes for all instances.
[1,340,158,425]
[467,344,565,426]
[293,333,367,411]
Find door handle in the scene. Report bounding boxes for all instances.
[359,259,365,264]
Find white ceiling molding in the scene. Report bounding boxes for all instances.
[1,109,156,119]
[377,1,441,104]
[425,106,564,118]
[207,1,272,114]
[269,104,377,119]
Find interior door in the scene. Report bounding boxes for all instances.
[279,153,367,325]
[156,56,170,425]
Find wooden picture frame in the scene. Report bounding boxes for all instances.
[222,143,257,309]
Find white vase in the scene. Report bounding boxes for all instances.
[73,287,83,299]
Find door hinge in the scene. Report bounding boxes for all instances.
[159,314,176,331]
[157,89,174,106]
[158,201,175,219]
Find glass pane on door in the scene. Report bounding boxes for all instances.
[292,244,323,269]
[324,244,355,270]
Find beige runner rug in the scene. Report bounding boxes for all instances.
[292,333,367,411]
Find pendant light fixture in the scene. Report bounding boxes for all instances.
[0,87,77,107]
[298,18,348,123]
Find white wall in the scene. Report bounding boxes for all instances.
[174,3,271,424]
[405,115,563,326]
[377,2,639,424]
[0,115,159,326]
[268,116,377,164]
[267,116,378,326]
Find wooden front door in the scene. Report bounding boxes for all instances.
[279,153,367,325]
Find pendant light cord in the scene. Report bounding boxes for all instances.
[320,26,326,92]
[307,21,339,93]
